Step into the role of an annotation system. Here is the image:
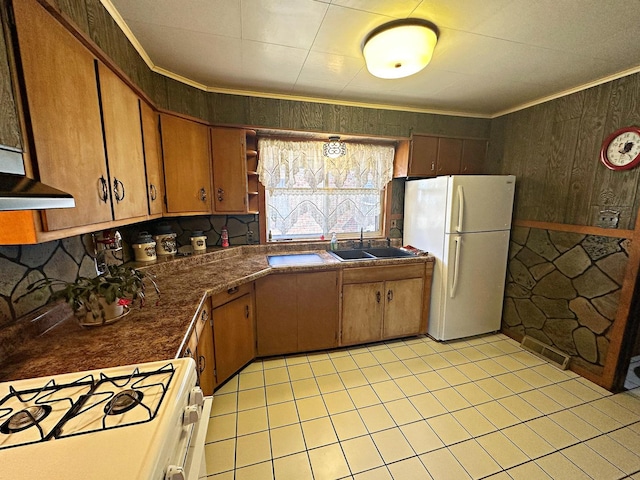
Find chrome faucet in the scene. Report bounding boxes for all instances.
[359,227,364,249]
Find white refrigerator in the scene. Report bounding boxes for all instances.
[404,175,516,341]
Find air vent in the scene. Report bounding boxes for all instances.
[520,335,570,370]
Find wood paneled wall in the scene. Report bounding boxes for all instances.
[489,75,640,230]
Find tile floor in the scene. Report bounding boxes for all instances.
[203,333,640,479]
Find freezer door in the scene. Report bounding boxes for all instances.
[431,230,510,341]
[444,175,515,233]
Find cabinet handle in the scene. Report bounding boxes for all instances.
[113,178,125,202]
[200,308,209,323]
[387,290,393,302]
[198,355,206,373]
[199,188,207,202]
[245,304,249,318]
[376,291,381,303]
[150,184,157,201]
[98,176,108,203]
[227,286,239,295]
[217,187,224,202]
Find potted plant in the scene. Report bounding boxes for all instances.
[21,264,160,326]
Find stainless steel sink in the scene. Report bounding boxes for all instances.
[267,253,325,267]
[328,249,376,261]
[328,247,415,261]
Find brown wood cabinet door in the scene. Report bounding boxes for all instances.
[408,135,438,177]
[140,102,164,216]
[383,278,424,338]
[211,127,248,213]
[255,275,298,356]
[297,271,339,351]
[160,114,212,214]
[97,63,147,221]
[437,138,463,176]
[197,321,216,396]
[461,139,487,174]
[213,294,255,384]
[341,282,384,345]
[13,0,111,230]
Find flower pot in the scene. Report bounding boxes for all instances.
[77,296,128,327]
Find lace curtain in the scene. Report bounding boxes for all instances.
[257,139,395,192]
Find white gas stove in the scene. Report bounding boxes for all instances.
[0,357,212,480]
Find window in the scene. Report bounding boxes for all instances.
[257,138,394,240]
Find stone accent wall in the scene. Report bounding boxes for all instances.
[503,226,630,374]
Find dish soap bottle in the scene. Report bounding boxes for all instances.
[330,232,338,251]
[221,225,229,248]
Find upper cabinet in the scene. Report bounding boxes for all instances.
[140,102,164,217]
[460,139,488,174]
[211,127,248,213]
[160,113,212,215]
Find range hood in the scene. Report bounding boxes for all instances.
[0,145,74,210]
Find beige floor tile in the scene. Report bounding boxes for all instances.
[328,349,351,359]
[449,439,501,479]
[270,423,306,458]
[409,342,437,357]
[457,346,488,362]
[563,443,624,479]
[387,457,432,480]
[359,404,396,433]
[308,443,351,480]
[511,351,546,368]
[592,396,640,425]
[475,377,513,399]
[563,378,609,403]
[216,376,239,395]
[262,357,286,369]
[361,365,392,384]
[422,355,452,370]
[474,343,504,358]
[342,435,385,473]
[420,448,471,480]
[494,372,531,394]
[310,359,338,377]
[609,426,640,451]
[475,401,519,429]
[323,390,356,415]
[288,363,314,381]
[316,373,346,394]
[451,407,496,437]
[235,431,271,468]
[263,366,289,386]
[432,387,471,412]
[455,363,490,381]
[332,356,359,372]
[211,392,238,416]
[409,392,447,419]
[483,473,511,480]
[435,366,470,386]
[416,371,449,391]
[476,431,528,469]
[237,406,268,436]
[291,378,320,398]
[353,466,392,479]
[267,401,299,428]
[352,352,379,368]
[285,354,309,366]
[403,357,432,374]
[532,363,572,382]
[239,371,265,391]
[571,403,623,432]
[273,452,313,480]
[549,410,600,441]
[507,462,552,480]
[389,345,417,360]
[372,380,405,402]
[400,420,444,454]
[371,348,400,364]
[385,398,422,425]
[587,434,640,474]
[518,389,563,415]
[454,382,493,406]
[497,395,541,422]
[427,414,471,446]
[539,384,582,408]
[208,471,235,480]
[348,385,381,408]
[535,452,590,480]
[475,359,509,376]
[516,368,553,389]
[307,352,331,362]
[440,351,469,366]
[302,417,338,449]
[205,439,235,475]
[206,413,236,443]
[495,355,526,372]
[382,361,412,379]
[340,369,369,388]
[502,423,554,459]
[290,393,325,421]
[265,383,294,405]
[372,427,415,463]
[394,375,428,396]
[526,416,578,449]
[237,387,266,411]
[234,460,273,480]
[332,410,369,440]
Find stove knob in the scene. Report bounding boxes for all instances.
[189,386,205,407]
[183,405,201,426]
[165,465,185,480]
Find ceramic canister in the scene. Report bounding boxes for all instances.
[132,231,157,262]
[153,224,177,255]
[190,230,207,251]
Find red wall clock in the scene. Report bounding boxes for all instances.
[600,126,640,170]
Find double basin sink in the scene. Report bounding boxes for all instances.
[267,247,415,267]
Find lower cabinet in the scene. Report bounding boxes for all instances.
[255,270,339,356]
[183,297,216,396]
[341,265,427,346]
[212,284,255,385]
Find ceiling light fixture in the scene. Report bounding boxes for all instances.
[362,18,439,80]
[323,136,347,158]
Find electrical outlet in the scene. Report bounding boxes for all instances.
[597,209,620,229]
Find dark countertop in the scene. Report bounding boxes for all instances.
[0,244,433,382]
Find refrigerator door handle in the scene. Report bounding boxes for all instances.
[450,235,462,298]
[456,185,465,232]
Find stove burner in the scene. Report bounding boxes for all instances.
[1,405,52,434]
[104,389,144,415]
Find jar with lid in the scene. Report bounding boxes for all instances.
[190,230,207,252]
[153,224,177,255]
[132,231,157,262]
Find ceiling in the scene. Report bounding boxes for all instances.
[105,0,640,118]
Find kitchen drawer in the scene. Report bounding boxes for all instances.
[212,282,253,309]
[343,264,425,284]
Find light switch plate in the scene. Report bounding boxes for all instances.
[597,209,620,229]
